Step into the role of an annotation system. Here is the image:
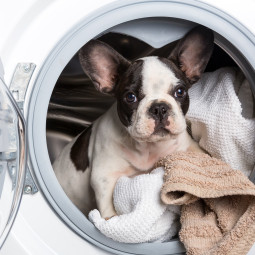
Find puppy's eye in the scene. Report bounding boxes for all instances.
[125,92,137,103]
[174,87,186,98]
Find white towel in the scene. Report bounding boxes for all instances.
[89,167,180,243]
[187,67,255,176]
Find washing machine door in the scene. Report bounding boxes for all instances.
[0,62,26,248]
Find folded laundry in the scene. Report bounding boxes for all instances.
[187,67,255,176]
[156,151,255,255]
[89,168,180,243]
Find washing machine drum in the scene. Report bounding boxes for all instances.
[0,73,26,248]
[44,18,255,255]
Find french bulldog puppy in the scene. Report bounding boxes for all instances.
[53,26,214,219]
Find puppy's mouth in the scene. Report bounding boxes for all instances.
[153,125,170,137]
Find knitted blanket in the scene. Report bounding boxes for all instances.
[89,168,180,243]
[187,67,255,176]
[156,152,255,255]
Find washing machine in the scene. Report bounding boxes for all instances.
[0,0,255,254]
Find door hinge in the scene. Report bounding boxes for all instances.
[9,63,36,111]
[9,63,38,195]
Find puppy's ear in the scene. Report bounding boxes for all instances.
[169,26,214,84]
[79,40,130,95]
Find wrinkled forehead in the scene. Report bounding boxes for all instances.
[140,56,180,97]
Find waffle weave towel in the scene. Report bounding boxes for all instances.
[156,151,255,255]
[89,168,180,243]
[187,67,255,176]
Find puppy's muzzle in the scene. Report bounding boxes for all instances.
[149,102,170,122]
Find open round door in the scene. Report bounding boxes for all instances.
[0,70,26,248]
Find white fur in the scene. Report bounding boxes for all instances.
[141,57,180,97]
[53,139,94,215]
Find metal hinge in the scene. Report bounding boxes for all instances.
[9,63,38,195]
[10,63,36,111]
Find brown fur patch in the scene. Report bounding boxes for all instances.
[70,125,92,172]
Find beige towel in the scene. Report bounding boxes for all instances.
[156,152,255,255]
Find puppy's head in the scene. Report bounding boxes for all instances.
[79,26,214,142]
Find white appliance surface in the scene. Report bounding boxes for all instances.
[0,0,254,254]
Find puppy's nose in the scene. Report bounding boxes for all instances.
[149,103,170,121]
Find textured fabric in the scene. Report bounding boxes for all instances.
[187,67,255,176]
[89,168,180,243]
[156,151,255,255]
